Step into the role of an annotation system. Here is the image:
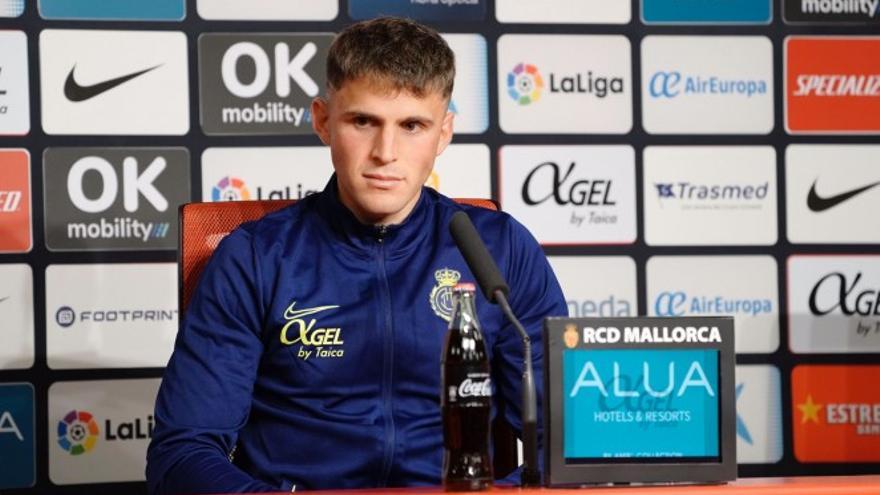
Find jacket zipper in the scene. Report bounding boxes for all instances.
[376,226,396,486]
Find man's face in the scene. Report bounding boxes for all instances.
[311,77,454,226]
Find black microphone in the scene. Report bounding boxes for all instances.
[449,211,541,487]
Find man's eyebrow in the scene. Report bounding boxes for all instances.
[341,109,435,125]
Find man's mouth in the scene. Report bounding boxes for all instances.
[364,173,402,189]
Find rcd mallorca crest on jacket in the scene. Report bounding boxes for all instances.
[430,268,461,322]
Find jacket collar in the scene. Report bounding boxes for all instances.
[314,174,434,255]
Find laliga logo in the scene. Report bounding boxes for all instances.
[507,63,544,105]
[212,176,251,201]
[280,301,344,360]
[57,410,99,456]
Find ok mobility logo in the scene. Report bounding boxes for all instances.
[280,302,344,360]
[785,0,880,23]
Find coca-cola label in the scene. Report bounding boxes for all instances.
[446,370,492,404]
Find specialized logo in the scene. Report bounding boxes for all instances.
[57,410,99,455]
[784,0,880,23]
[430,268,462,322]
[786,37,880,133]
[64,64,161,102]
[199,34,332,135]
[507,63,544,105]
[793,365,880,461]
[43,148,189,251]
[212,176,251,201]
[807,178,880,212]
[654,291,773,318]
[0,149,31,252]
[280,301,343,360]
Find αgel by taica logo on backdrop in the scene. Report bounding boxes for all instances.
[199,34,332,135]
[43,148,190,251]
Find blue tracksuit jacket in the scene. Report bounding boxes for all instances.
[146,177,566,493]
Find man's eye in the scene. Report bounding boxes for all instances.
[354,116,371,127]
[403,121,422,132]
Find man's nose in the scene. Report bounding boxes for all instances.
[371,126,397,164]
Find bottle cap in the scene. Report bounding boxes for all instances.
[453,282,476,292]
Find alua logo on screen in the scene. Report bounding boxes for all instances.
[56,409,153,456]
[507,63,624,105]
[649,71,768,99]
[654,291,773,317]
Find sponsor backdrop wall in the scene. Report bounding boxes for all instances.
[0,0,879,492]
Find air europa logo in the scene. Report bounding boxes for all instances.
[280,301,344,360]
[649,71,767,99]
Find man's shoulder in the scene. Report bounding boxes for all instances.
[230,197,317,247]
[430,190,534,246]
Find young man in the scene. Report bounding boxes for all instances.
[146,17,565,494]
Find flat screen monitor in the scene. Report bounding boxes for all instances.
[543,316,736,486]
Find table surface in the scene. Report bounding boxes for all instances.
[243,475,880,494]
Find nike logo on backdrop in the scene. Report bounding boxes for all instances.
[64,64,162,102]
[807,179,880,212]
[0,296,9,304]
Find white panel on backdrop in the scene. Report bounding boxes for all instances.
[497,35,632,134]
[201,147,333,202]
[547,256,637,318]
[197,0,337,20]
[641,36,774,135]
[45,264,178,369]
[788,255,880,353]
[0,264,34,369]
[430,144,491,198]
[735,365,783,464]
[48,379,160,484]
[787,145,880,244]
[0,31,30,135]
[647,255,779,354]
[442,34,489,134]
[40,30,189,135]
[643,146,777,246]
[495,0,630,24]
[499,145,636,245]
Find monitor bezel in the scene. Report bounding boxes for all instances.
[543,316,736,487]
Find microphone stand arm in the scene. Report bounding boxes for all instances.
[494,289,540,487]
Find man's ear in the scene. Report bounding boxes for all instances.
[435,110,455,156]
[311,97,330,145]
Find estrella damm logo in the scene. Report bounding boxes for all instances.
[279,301,343,360]
[57,410,99,456]
[430,268,461,322]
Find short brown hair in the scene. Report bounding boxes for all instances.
[326,17,455,99]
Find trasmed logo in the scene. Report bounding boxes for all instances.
[784,0,880,23]
[350,0,486,21]
[497,0,630,23]
[498,35,632,134]
[0,31,29,135]
[198,0,338,20]
[788,256,880,353]
[648,256,779,354]
[786,145,880,244]
[43,148,190,251]
[642,0,771,24]
[201,147,333,202]
[793,365,880,462]
[0,384,34,489]
[641,36,773,134]
[0,149,31,252]
[279,301,343,360]
[549,256,637,318]
[49,379,160,485]
[786,37,880,134]
[643,146,777,246]
[430,268,462,322]
[40,30,189,135]
[499,145,636,245]
[39,0,184,20]
[199,34,332,135]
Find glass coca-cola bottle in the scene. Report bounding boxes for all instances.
[441,283,493,491]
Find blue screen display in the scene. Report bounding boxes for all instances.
[563,349,719,461]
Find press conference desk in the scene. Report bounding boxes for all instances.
[234,476,880,494]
